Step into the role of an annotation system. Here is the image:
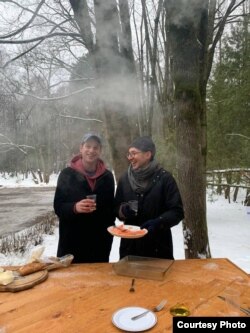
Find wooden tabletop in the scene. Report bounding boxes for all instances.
[0,258,249,333]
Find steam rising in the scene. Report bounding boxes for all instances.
[166,0,208,28]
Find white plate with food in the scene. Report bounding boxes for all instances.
[112,306,157,332]
[107,223,147,239]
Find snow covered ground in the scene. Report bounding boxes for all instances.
[0,172,249,273]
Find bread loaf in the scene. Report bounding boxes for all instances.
[18,262,47,276]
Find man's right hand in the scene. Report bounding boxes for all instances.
[74,199,96,213]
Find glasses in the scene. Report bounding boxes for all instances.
[126,151,143,158]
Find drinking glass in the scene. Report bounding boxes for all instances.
[86,194,97,202]
[128,200,138,215]
[86,194,97,211]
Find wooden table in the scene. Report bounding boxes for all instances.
[0,259,249,333]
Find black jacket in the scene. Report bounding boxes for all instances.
[54,167,115,263]
[115,168,184,259]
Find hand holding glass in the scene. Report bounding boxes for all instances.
[128,200,138,215]
[86,194,97,202]
[86,194,97,211]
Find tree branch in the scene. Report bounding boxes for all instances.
[16,86,95,101]
[0,133,35,155]
[0,32,82,44]
[226,133,250,140]
[57,114,103,123]
[0,0,46,39]
[2,39,44,69]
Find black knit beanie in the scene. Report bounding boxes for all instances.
[129,136,156,159]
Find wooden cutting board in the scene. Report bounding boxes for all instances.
[0,269,48,292]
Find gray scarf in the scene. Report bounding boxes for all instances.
[128,160,160,194]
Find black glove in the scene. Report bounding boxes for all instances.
[120,203,137,219]
[141,218,161,233]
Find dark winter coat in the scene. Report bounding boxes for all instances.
[54,167,115,263]
[115,168,184,259]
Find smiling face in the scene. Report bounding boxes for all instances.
[127,148,152,170]
[80,139,102,169]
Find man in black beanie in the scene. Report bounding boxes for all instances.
[115,136,184,259]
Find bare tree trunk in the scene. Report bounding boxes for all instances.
[141,0,164,136]
[165,0,211,258]
[70,0,139,179]
[93,0,137,178]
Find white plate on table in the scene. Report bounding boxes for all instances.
[112,306,157,332]
[107,225,148,239]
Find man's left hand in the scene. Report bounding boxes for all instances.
[141,218,161,233]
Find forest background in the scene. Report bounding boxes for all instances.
[0,1,249,260]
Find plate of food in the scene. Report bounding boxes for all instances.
[107,223,147,239]
[112,306,157,332]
